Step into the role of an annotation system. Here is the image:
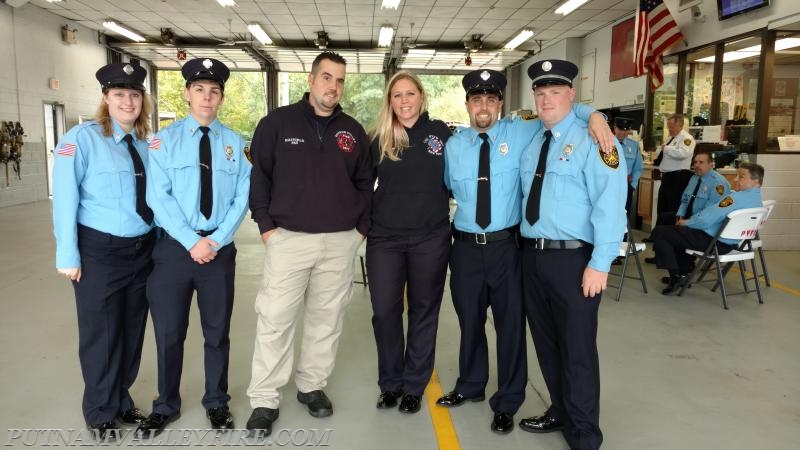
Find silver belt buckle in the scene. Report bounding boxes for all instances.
[475,233,487,245]
[535,238,545,249]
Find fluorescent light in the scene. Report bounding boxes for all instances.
[381,0,401,9]
[216,0,236,6]
[504,30,534,49]
[248,24,272,45]
[408,48,435,56]
[46,0,63,3]
[102,21,145,42]
[694,38,800,63]
[554,0,590,16]
[378,26,394,47]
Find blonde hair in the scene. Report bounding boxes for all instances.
[94,90,153,139]
[369,71,428,162]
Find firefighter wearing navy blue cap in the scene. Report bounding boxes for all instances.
[137,58,251,435]
[613,117,643,214]
[52,62,155,438]
[438,68,613,435]
[517,59,626,450]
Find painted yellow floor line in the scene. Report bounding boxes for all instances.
[729,267,800,297]
[425,369,461,450]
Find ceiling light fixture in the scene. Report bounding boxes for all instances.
[247,24,272,45]
[554,0,590,16]
[216,0,236,7]
[381,0,401,9]
[504,30,534,49]
[378,26,394,47]
[695,37,800,63]
[102,21,145,42]
[315,31,329,49]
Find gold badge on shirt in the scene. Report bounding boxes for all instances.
[499,143,509,156]
[716,184,724,195]
[225,145,233,160]
[719,196,734,207]
[599,145,620,169]
[684,138,692,146]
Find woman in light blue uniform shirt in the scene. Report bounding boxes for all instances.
[52,62,155,438]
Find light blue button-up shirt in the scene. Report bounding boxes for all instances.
[676,170,730,218]
[52,120,153,269]
[686,186,761,245]
[444,104,598,233]
[146,115,251,251]
[620,136,643,189]
[520,111,628,272]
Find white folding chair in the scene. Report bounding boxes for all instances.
[353,240,368,286]
[608,227,648,301]
[677,207,767,310]
[747,199,776,286]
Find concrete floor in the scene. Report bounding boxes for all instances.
[1,200,798,449]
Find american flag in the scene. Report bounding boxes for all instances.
[634,0,684,92]
[56,143,76,157]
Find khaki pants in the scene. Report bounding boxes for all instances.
[247,228,362,408]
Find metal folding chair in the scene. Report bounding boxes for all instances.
[747,199,776,286]
[354,240,368,286]
[677,207,767,309]
[608,227,648,301]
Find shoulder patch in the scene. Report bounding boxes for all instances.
[243,145,252,163]
[684,138,692,146]
[148,137,161,150]
[715,184,724,195]
[599,146,620,169]
[56,143,76,157]
[719,196,733,207]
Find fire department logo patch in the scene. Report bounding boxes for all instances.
[599,146,620,169]
[335,131,356,153]
[716,184,724,195]
[426,135,444,156]
[719,196,734,207]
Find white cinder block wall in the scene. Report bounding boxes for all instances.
[0,3,107,208]
[757,154,800,251]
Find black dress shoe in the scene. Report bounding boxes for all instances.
[519,413,563,433]
[644,256,657,264]
[376,391,401,409]
[491,412,514,434]
[117,407,146,425]
[435,390,485,408]
[297,390,333,417]
[88,422,119,441]
[207,406,235,429]
[136,412,179,438]
[398,394,422,414]
[662,275,688,295]
[246,407,279,437]
[661,276,671,284]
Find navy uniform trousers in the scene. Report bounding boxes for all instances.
[656,170,693,226]
[146,236,236,416]
[366,225,451,396]
[449,234,527,415]
[73,225,153,425]
[523,245,602,450]
[652,225,733,274]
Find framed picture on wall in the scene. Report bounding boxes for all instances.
[610,18,637,81]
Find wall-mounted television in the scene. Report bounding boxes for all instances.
[717,0,770,21]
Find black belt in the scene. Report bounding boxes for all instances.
[78,224,154,246]
[163,228,217,241]
[453,227,516,245]
[523,238,588,250]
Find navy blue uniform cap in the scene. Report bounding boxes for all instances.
[182,58,230,89]
[462,69,506,99]
[95,63,147,92]
[527,59,578,89]
[614,117,632,130]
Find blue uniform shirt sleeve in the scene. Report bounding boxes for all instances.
[52,126,87,269]
[626,137,643,188]
[207,130,251,249]
[586,138,628,272]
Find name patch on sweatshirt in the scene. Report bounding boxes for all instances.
[284,137,305,145]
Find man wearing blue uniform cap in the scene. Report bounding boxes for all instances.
[138,57,251,435]
[653,163,762,294]
[518,59,627,450]
[52,61,154,438]
[613,117,643,214]
[439,67,613,435]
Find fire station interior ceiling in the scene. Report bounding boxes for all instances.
[33,0,637,73]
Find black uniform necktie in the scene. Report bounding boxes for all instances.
[199,126,213,219]
[525,130,552,226]
[122,134,153,224]
[684,178,702,219]
[476,132,491,229]
[653,135,675,166]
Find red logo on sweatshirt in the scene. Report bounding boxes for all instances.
[335,131,356,153]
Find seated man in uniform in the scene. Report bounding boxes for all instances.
[645,152,730,267]
[652,162,763,294]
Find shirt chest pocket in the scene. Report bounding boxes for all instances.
[545,159,580,199]
[213,160,238,200]
[92,160,127,199]
[167,160,198,194]
[449,154,478,202]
